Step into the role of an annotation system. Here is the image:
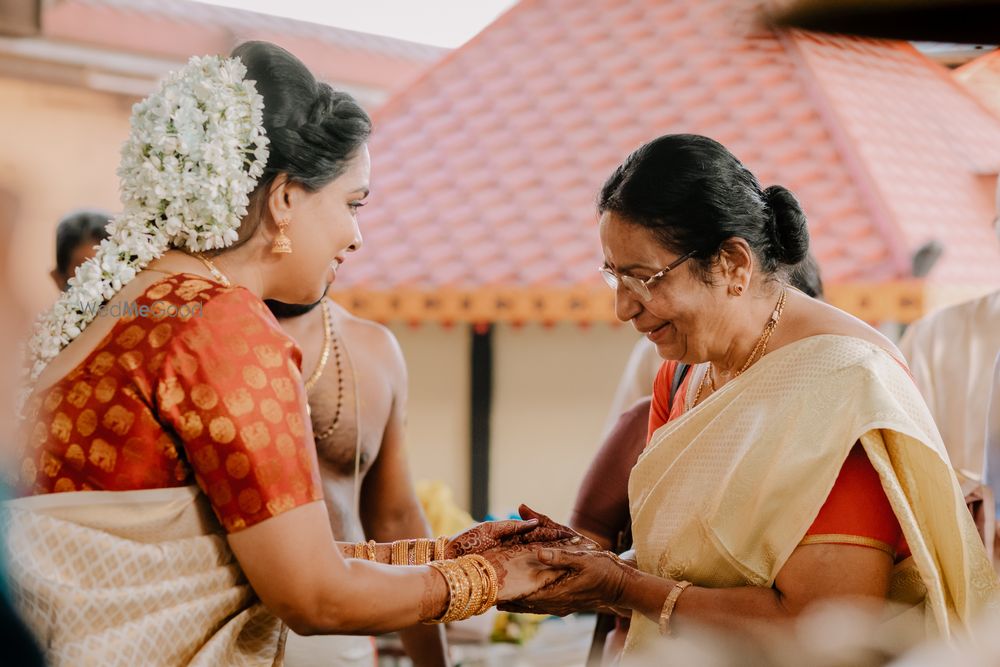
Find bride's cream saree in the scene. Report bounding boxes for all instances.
[2,486,285,666]
[626,335,999,653]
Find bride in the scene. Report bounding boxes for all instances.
[5,41,572,666]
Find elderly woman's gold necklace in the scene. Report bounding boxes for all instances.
[692,288,788,407]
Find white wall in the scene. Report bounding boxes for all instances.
[390,324,471,508]
[0,76,131,312]
[490,322,640,523]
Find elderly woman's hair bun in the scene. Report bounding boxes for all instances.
[763,185,809,267]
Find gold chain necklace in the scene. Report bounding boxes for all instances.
[304,300,333,392]
[310,300,346,442]
[692,288,788,407]
[194,253,231,288]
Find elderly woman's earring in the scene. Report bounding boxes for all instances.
[272,218,293,254]
[732,284,744,296]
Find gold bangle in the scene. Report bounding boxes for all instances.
[464,554,498,615]
[425,560,473,624]
[353,542,365,559]
[457,557,486,619]
[658,580,692,636]
[434,536,448,561]
[414,538,432,565]
[366,539,377,562]
[391,540,409,565]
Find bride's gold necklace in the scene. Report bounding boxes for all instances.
[194,253,231,288]
[692,288,788,407]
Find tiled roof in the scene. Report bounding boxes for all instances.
[955,49,1000,119]
[335,0,1000,324]
[42,0,445,94]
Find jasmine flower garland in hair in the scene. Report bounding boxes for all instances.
[22,55,269,403]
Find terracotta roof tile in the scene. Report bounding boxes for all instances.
[334,0,1000,322]
[42,0,444,94]
[956,50,1000,122]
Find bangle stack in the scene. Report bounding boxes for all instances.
[434,536,448,561]
[424,555,499,624]
[658,580,692,636]
[353,540,379,561]
[353,537,443,565]
[391,540,409,565]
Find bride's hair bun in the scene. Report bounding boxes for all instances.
[763,185,809,266]
[232,41,371,193]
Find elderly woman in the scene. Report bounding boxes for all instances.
[511,134,998,657]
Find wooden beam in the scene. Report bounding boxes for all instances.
[331,280,997,325]
[469,324,493,521]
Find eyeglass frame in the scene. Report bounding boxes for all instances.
[598,250,697,302]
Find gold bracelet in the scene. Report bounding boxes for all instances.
[434,536,448,561]
[414,538,432,565]
[391,540,409,565]
[425,560,472,624]
[457,557,486,619]
[353,542,365,559]
[366,539,377,562]
[464,554,498,615]
[658,580,692,636]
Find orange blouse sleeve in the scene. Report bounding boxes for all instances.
[803,443,910,560]
[647,361,675,443]
[154,287,323,532]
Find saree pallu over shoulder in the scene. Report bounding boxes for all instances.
[627,335,999,651]
[1,486,286,666]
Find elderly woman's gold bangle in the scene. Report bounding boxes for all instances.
[658,580,692,636]
[353,542,365,559]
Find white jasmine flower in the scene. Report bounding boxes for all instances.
[22,54,269,409]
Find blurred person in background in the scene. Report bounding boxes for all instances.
[899,183,1000,506]
[49,209,109,291]
[270,292,448,666]
[0,186,45,666]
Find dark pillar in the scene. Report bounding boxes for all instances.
[469,323,493,520]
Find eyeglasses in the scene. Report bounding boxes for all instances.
[598,251,696,302]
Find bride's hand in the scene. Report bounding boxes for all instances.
[444,514,582,559]
[509,504,601,551]
[497,549,635,617]
[446,518,557,559]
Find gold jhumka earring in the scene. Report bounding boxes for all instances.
[272,218,293,254]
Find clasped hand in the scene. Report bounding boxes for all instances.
[445,505,631,613]
[442,505,598,602]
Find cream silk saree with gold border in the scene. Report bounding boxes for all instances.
[626,335,999,653]
[2,485,286,666]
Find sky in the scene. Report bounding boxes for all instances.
[195,0,519,48]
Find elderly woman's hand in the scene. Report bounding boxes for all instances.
[498,548,637,617]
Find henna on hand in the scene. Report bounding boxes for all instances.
[515,504,601,551]
[479,543,570,601]
[444,518,539,559]
[419,566,450,623]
